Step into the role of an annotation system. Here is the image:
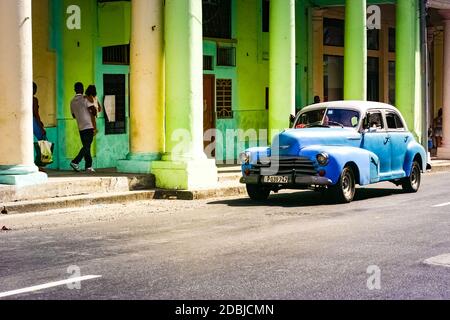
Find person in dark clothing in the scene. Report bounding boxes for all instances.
[314,96,321,104]
[69,82,97,173]
[33,82,46,140]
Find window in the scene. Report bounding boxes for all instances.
[367,57,379,102]
[386,112,405,130]
[217,46,236,66]
[203,55,214,70]
[104,74,127,135]
[295,108,360,129]
[216,79,233,119]
[388,61,395,105]
[203,0,232,39]
[323,55,344,101]
[389,28,396,53]
[262,0,270,32]
[323,18,345,47]
[103,45,130,65]
[364,111,384,130]
[367,29,379,51]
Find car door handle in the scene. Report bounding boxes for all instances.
[404,136,409,143]
[384,136,391,144]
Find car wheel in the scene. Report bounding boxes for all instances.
[246,184,271,201]
[330,166,356,203]
[402,161,421,193]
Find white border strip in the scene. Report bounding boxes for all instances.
[432,202,450,208]
[0,275,102,298]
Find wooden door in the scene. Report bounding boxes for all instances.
[203,75,216,158]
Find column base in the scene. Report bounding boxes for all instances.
[0,165,47,186]
[117,153,161,174]
[437,146,450,160]
[152,159,218,190]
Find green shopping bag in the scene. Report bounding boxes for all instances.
[34,140,54,167]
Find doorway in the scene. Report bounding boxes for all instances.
[203,74,216,158]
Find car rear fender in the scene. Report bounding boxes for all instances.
[404,141,427,176]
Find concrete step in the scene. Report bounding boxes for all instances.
[1,184,248,215]
[0,174,155,203]
[1,190,156,215]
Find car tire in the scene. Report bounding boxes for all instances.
[329,166,356,203]
[401,161,421,193]
[246,184,271,201]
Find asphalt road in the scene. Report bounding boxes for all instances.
[1,171,449,300]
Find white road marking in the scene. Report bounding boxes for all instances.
[432,202,450,208]
[0,275,102,298]
[423,254,450,268]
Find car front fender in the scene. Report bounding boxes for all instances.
[299,145,380,185]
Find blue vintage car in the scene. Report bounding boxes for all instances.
[239,101,427,203]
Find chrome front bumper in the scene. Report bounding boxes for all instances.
[240,174,332,186]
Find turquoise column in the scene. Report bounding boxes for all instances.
[396,0,416,130]
[344,0,367,101]
[152,0,217,190]
[268,0,296,141]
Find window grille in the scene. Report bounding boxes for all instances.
[216,79,233,119]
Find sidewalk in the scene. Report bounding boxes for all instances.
[1,160,449,215]
[0,166,245,215]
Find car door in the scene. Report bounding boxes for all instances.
[360,110,391,177]
[384,110,408,178]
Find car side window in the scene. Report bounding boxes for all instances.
[363,111,384,130]
[386,112,405,130]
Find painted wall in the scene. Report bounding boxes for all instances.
[32,0,57,127]
[207,0,314,162]
[94,49,130,169]
[50,0,130,170]
[52,0,96,170]
[94,1,131,169]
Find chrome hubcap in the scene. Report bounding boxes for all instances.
[342,171,354,199]
[411,165,420,189]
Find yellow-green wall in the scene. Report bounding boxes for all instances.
[32,0,56,127]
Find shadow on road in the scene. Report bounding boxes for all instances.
[209,187,405,208]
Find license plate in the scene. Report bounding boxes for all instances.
[263,176,289,184]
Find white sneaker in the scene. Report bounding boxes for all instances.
[70,162,80,172]
[86,167,96,173]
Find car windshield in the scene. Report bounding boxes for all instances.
[294,108,360,129]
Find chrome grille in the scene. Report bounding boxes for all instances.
[250,156,317,175]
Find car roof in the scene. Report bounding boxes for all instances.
[301,100,399,114]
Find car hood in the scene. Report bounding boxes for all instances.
[272,128,361,156]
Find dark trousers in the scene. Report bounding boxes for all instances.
[73,129,94,169]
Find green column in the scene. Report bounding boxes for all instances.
[344,0,367,101]
[152,0,217,190]
[396,0,416,130]
[414,1,422,142]
[268,0,296,141]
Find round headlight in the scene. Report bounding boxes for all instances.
[316,152,329,166]
[239,152,250,164]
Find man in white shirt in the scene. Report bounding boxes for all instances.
[70,82,97,173]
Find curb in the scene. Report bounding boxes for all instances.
[1,190,155,215]
[154,185,247,200]
[430,164,450,173]
[1,185,247,215]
